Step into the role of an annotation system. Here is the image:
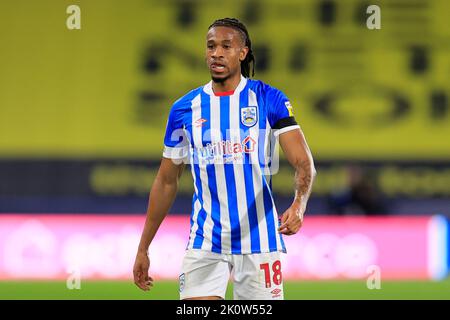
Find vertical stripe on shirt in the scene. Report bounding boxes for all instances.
[238,88,261,253]
[208,93,226,253]
[230,92,251,253]
[189,94,208,250]
[219,95,241,254]
[248,89,270,252]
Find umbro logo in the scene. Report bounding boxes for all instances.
[195,118,207,127]
[270,288,282,298]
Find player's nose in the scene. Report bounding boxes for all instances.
[211,47,224,58]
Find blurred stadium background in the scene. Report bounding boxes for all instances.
[0,0,449,299]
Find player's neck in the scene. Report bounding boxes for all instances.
[211,74,241,95]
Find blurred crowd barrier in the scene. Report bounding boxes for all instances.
[0,159,448,215]
[0,215,448,280]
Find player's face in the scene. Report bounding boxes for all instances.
[206,26,248,82]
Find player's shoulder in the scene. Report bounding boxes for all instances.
[247,78,286,98]
[171,86,204,111]
[246,78,288,104]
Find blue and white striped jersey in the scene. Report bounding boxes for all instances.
[163,76,300,254]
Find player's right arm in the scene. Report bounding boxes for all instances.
[133,157,185,291]
[133,97,190,291]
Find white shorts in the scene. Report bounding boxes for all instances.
[179,249,284,300]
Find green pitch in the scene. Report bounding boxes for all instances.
[1,280,449,300]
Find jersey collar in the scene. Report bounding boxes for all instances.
[203,75,248,96]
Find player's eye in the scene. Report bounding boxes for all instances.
[207,44,214,49]
[223,45,231,49]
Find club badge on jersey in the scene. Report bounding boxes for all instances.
[241,106,258,127]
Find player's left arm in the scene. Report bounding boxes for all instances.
[277,127,317,235]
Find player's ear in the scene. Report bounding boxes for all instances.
[240,46,249,62]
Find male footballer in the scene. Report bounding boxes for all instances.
[133,17,316,300]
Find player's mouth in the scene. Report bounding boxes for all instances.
[210,62,227,73]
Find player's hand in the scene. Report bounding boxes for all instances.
[278,201,305,235]
[133,251,153,291]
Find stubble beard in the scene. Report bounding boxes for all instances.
[211,74,228,83]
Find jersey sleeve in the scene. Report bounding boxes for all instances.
[162,104,190,160]
[266,86,300,137]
